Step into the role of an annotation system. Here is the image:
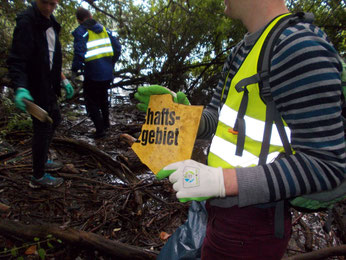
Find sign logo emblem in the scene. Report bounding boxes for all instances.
[183,167,200,188]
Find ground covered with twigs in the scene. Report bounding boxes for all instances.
[0,94,345,259]
[0,98,190,259]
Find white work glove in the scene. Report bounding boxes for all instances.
[160,159,226,202]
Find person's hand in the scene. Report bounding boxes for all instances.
[174,91,190,106]
[158,159,226,202]
[62,79,74,99]
[14,88,34,111]
[134,85,190,112]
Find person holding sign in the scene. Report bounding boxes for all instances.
[135,0,345,258]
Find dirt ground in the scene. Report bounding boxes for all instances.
[0,93,345,259]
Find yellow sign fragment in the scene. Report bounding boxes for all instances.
[132,94,203,175]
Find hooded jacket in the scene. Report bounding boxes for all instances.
[7,2,62,108]
[72,19,121,82]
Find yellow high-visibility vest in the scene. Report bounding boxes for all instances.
[208,13,292,169]
[85,26,113,62]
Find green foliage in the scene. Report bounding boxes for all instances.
[0,235,63,259]
[1,96,16,116]
[0,1,29,70]
[6,113,32,132]
[11,248,17,257]
[1,0,345,105]
[108,0,241,103]
[0,97,32,137]
[286,0,346,56]
[55,0,82,75]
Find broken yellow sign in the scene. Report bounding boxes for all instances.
[132,94,203,177]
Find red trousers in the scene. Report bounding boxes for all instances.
[201,202,292,260]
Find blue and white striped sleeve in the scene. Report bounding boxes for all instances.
[237,23,346,207]
[198,44,243,139]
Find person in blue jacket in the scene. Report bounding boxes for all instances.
[72,7,121,139]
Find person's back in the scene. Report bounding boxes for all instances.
[71,7,121,139]
[72,18,120,82]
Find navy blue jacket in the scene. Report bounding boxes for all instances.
[72,19,121,82]
[7,2,62,108]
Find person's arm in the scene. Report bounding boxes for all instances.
[7,15,36,111]
[223,168,238,196]
[235,24,345,207]
[7,16,34,91]
[108,29,121,64]
[197,48,238,140]
[71,28,87,73]
[61,72,74,99]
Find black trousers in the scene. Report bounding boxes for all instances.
[32,100,61,179]
[83,79,111,133]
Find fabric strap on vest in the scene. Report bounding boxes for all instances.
[259,100,275,165]
[260,83,291,239]
[259,80,288,238]
[258,12,312,239]
[234,74,262,156]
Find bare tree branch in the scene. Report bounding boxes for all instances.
[283,244,346,260]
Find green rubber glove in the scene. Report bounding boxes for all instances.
[134,85,190,112]
[14,88,34,111]
[174,91,190,106]
[158,159,225,203]
[62,79,74,99]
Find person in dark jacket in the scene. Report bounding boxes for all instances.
[7,0,74,188]
[72,7,121,139]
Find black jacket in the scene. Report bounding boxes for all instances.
[7,2,62,108]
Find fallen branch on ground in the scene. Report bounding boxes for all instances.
[0,219,158,260]
[283,244,346,260]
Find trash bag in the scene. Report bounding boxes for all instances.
[157,201,208,260]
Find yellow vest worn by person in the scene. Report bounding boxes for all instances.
[208,12,346,214]
[85,26,114,62]
[208,13,291,170]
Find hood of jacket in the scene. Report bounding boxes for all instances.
[81,18,103,33]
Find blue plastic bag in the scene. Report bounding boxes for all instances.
[157,201,208,260]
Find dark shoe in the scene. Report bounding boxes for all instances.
[45,160,63,172]
[29,173,64,189]
[89,131,106,139]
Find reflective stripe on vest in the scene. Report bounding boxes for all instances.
[208,13,292,169]
[85,26,113,62]
[210,136,281,167]
[219,105,290,146]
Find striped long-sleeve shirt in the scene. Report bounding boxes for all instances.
[199,22,346,207]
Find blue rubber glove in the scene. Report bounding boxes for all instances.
[15,88,34,111]
[62,79,74,99]
[158,159,226,203]
[134,85,190,112]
